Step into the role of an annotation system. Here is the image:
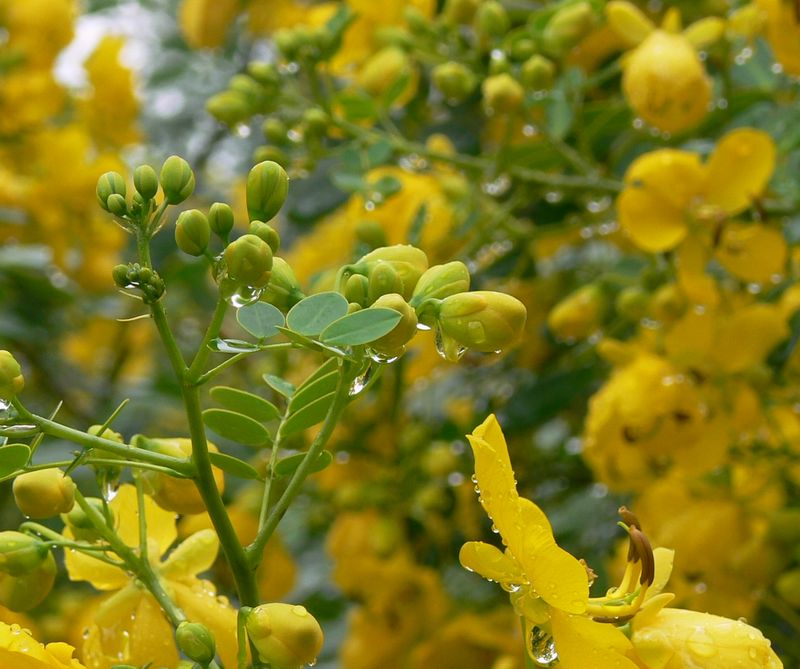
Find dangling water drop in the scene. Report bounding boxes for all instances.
[529,626,558,666]
[349,364,374,396]
[366,347,402,364]
[225,285,265,308]
[434,325,466,361]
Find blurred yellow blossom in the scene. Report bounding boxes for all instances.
[0,621,87,669]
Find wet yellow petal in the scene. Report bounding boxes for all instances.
[650,548,675,597]
[128,593,180,668]
[712,304,789,373]
[704,129,775,215]
[551,609,638,669]
[617,187,688,252]
[63,538,129,591]
[605,1,655,47]
[459,541,523,585]
[682,17,725,49]
[160,529,219,580]
[716,222,787,283]
[112,484,177,557]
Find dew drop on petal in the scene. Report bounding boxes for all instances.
[529,626,558,666]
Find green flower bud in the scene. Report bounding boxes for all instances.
[264,257,305,310]
[410,261,471,314]
[355,220,388,250]
[354,245,429,301]
[547,283,607,341]
[475,1,510,40]
[615,286,649,322]
[245,603,324,669]
[176,621,216,665]
[541,1,595,57]
[303,108,329,138]
[347,302,362,314]
[274,28,302,60]
[438,291,527,353]
[343,273,370,307]
[106,193,128,217]
[521,55,556,90]
[262,118,289,145]
[509,37,537,61]
[224,234,273,288]
[370,294,418,356]
[13,469,74,519]
[247,61,280,88]
[62,497,110,541]
[208,202,235,238]
[650,283,686,324]
[175,209,211,257]
[253,145,289,167]
[206,90,253,126]
[133,164,159,200]
[112,264,130,288]
[488,51,511,75]
[367,262,403,304]
[432,62,477,103]
[0,532,49,576]
[96,171,126,211]
[229,74,267,106]
[482,73,524,113]
[358,47,412,98]
[247,161,289,223]
[0,549,55,611]
[375,26,413,49]
[160,155,196,205]
[248,220,281,253]
[443,0,480,25]
[0,350,24,399]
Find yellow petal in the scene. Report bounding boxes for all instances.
[617,187,688,252]
[129,593,180,668]
[551,609,638,669]
[716,222,787,283]
[459,541,523,586]
[605,1,655,47]
[704,129,775,215]
[624,149,704,212]
[663,310,714,370]
[112,484,177,557]
[650,548,675,597]
[63,539,129,591]
[675,236,719,307]
[160,529,219,580]
[712,304,789,373]
[683,17,725,49]
[661,7,682,32]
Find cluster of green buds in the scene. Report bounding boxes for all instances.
[0,531,56,611]
[206,61,280,127]
[111,263,167,304]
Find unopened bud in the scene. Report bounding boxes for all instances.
[0,532,49,576]
[520,55,556,91]
[343,273,370,307]
[443,0,480,25]
[354,245,429,300]
[245,603,324,669]
[224,234,273,288]
[410,261,471,314]
[303,108,329,137]
[650,283,686,324]
[355,220,388,249]
[262,118,289,145]
[13,469,74,519]
[0,549,55,611]
[547,284,608,341]
[176,621,216,664]
[482,74,524,113]
[175,209,211,257]
[253,145,289,167]
[248,220,281,253]
[368,262,403,304]
[370,294,418,356]
[358,47,412,99]
[229,74,267,106]
[112,264,130,288]
[248,61,280,87]
[62,497,110,541]
[106,193,128,217]
[209,202,235,237]
[159,155,196,205]
[206,90,252,126]
[615,286,649,321]
[264,257,305,310]
[475,1,510,40]
[96,172,126,211]
[247,161,289,223]
[133,165,159,200]
[438,291,527,353]
[432,62,477,102]
[542,1,596,57]
[0,350,24,399]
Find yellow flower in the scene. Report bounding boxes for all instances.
[178,0,240,49]
[65,485,239,669]
[756,0,800,75]
[0,621,87,669]
[617,128,776,254]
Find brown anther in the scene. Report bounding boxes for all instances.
[580,559,598,587]
[618,506,640,529]
[629,527,655,586]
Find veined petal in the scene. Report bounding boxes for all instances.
[459,541,523,585]
[160,529,219,580]
[521,525,588,613]
[112,484,177,558]
[618,187,688,253]
[704,129,775,215]
[551,609,638,669]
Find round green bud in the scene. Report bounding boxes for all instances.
[509,37,537,61]
[253,145,289,166]
[343,273,370,307]
[176,621,216,664]
[355,220,388,250]
[224,234,273,288]
[432,62,477,103]
[347,302,362,314]
[482,73,524,113]
[375,25,412,49]
[438,291,527,353]
[105,193,128,217]
[520,55,556,91]
[547,283,607,341]
[206,90,253,126]
[488,50,511,75]
[208,202,235,238]
[248,220,281,253]
[96,171,126,211]
[355,245,429,301]
[302,108,329,137]
[0,532,49,576]
[274,28,301,60]
[367,262,403,304]
[245,603,324,669]
[443,0,480,25]
[133,164,159,200]
[615,286,649,322]
[160,155,196,205]
[358,47,412,98]
[13,469,75,519]
[112,264,131,288]
[0,549,55,611]
[62,497,110,541]
[229,74,266,105]
[247,161,289,223]
[410,261,471,313]
[262,118,289,145]
[541,1,595,57]
[370,293,418,356]
[0,350,24,399]
[175,209,211,257]
[475,1,510,40]
[247,61,280,88]
[264,257,305,310]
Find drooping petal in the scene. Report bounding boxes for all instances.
[112,484,177,558]
[650,548,675,598]
[63,535,129,591]
[605,1,655,47]
[711,304,789,373]
[682,17,725,49]
[459,541,523,586]
[703,129,775,215]
[160,529,219,580]
[551,609,638,669]
[716,222,787,284]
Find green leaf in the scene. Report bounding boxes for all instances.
[336,92,376,122]
[208,338,261,354]
[210,386,280,422]
[279,392,336,438]
[320,308,402,346]
[286,292,349,336]
[331,172,366,193]
[273,450,333,478]
[237,302,285,339]
[366,139,394,167]
[289,360,340,414]
[0,443,31,478]
[203,409,271,447]
[263,374,295,398]
[370,175,402,199]
[208,451,261,480]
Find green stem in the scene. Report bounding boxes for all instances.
[193,343,293,386]
[187,296,229,383]
[19,522,122,565]
[134,470,149,563]
[247,366,351,565]
[237,607,251,669]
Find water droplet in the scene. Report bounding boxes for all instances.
[102,479,120,502]
[208,338,260,354]
[482,174,511,197]
[447,472,463,486]
[529,626,558,666]
[349,364,374,396]
[771,62,783,74]
[544,190,563,204]
[292,605,309,616]
[234,124,251,138]
[687,628,716,658]
[82,628,91,639]
[466,321,486,345]
[734,47,753,65]
[398,153,428,171]
[434,325,466,361]
[367,347,401,364]
[308,660,317,668]
[416,321,432,331]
